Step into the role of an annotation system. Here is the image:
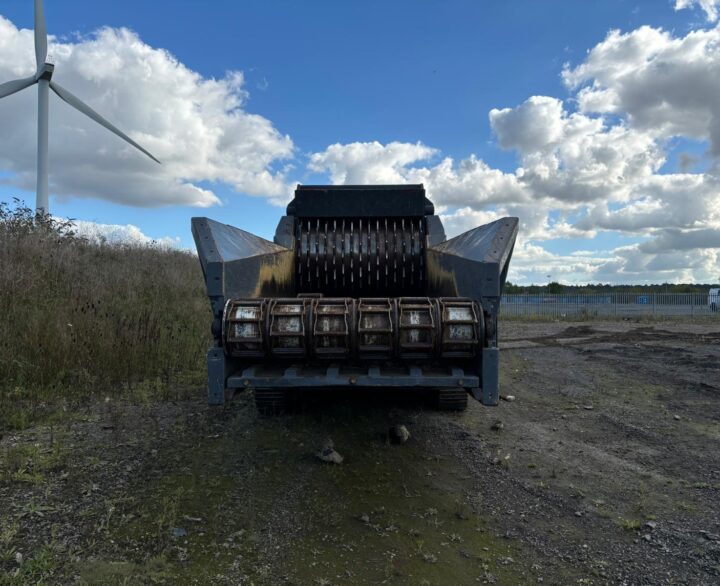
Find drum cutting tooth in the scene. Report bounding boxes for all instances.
[323,219,328,288]
[384,218,389,287]
[356,219,362,287]
[349,219,354,286]
[295,214,428,296]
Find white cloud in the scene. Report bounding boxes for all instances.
[0,16,294,207]
[675,0,720,22]
[308,23,720,284]
[2,13,719,284]
[489,96,566,153]
[309,141,437,184]
[70,219,180,248]
[562,25,720,153]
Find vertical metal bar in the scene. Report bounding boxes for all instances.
[36,79,50,214]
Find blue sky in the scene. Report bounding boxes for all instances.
[1,0,719,283]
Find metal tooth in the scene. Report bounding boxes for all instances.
[340,219,345,283]
[323,219,328,288]
[296,215,427,295]
[384,218,389,288]
[399,224,404,287]
[357,219,362,286]
[377,219,381,286]
[392,219,397,287]
[349,219,354,286]
[409,218,415,286]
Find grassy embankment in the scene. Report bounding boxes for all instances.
[0,201,211,432]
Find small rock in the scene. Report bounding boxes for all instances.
[574,511,583,517]
[359,514,370,524]
[491,420,504,431]
[673,414,681,421]
[389,424,411,444]
[171,527,187,538]
[583,405,594,411]
[642,533,651,542]
[14,552,22,566]
[316,446,344,464]
[422,553,438,564]
[183,515,203,523]
[499,556,514,565]
[500,395,516,402]
[703,532,720,541]
[644,521,657,530]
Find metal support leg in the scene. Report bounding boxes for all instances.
[481,347,500,406]
[207,347,228,406]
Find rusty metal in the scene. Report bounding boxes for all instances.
[438,298,481,358]
[268,298,310,358]
[312,298,354,360]
[223,299,267,358]
[357,298,395,360]
[397,297,436,360]
[223,296,484,363]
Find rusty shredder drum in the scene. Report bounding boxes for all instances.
[192,184,518,413]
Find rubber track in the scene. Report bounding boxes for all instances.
[254,389,294,415]
[435,388,469,411]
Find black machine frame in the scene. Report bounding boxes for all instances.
[193,184,518,409]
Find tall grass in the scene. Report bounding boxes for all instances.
[0,200,211,431]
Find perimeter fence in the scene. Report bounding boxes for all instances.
[501,293,719,319]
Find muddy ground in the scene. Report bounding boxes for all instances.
[1,320,720,585]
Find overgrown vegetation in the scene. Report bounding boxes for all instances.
[0,200,211,432]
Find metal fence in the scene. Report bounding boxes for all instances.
[500,293,720,319]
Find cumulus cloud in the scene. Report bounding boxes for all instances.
[675,0,720,22]
[308,22,720,284]
[562,25,720,154]
[0,16,294,207]
[2,12,719,284]
[309,141,437,185]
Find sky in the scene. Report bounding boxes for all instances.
[1,0,719,284]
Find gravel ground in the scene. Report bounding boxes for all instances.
[1,320,719,585]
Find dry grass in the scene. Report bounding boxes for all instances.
[0,200,211,431]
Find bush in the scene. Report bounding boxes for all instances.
[0,200,212,431]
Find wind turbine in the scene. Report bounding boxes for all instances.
[0,0,160,215]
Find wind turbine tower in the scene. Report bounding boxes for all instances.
[0,0,160,214]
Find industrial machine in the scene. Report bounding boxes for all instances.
[192,185,518,413]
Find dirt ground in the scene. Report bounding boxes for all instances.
[1,320,720,585]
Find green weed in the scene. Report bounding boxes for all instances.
[0,200,211,432]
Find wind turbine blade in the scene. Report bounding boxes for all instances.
[35,0,48,69]
[50,82,161,164]
[0,76,36,99]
